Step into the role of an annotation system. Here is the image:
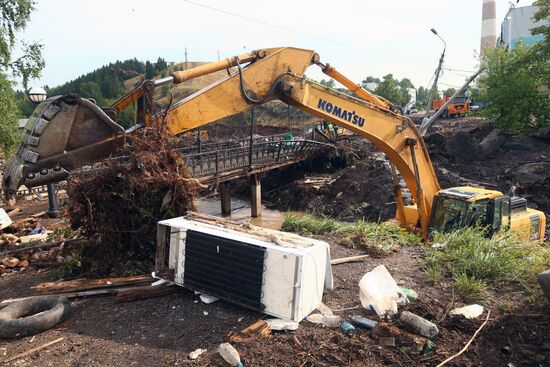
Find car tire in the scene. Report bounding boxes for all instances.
[0,296,70,339]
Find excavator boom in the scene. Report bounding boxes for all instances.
[4,46,441,239]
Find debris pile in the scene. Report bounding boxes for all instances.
[68,128,197,277]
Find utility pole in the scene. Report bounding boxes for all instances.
[184,46,188,70]
[424,28,446,119]
[217,50,220,61]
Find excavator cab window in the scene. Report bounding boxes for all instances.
[429,197,490,233]
[487,196,511,236]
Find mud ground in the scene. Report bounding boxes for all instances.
[1,118,549,366]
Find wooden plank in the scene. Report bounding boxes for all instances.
[32,275,153,293]
[331,255,369,265]
[115,284,179,302]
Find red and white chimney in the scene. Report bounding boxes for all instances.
[480,0,498,56]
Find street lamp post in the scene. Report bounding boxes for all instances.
[424,28,447,120]
[27,87,59,218]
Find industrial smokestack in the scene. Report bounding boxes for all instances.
[480,0,498,56]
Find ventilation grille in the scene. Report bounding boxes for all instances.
[183,230,266,310]
[511,197,527,213]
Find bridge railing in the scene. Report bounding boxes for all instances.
[183,139,329,177]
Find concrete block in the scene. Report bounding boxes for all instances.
[538,269,550,303]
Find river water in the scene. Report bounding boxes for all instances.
[194,197,287,230]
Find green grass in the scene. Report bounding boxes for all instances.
[424,227,550,302]
[282,212,420,251]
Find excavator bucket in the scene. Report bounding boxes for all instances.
[3,95,125,198]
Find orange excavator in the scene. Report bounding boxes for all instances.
[3,47,545,241]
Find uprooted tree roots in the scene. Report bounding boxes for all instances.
[68,128,197,277]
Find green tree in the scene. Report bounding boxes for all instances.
[0,74,21,155]
[156,57,167,73]
[443,88,457,97]
[416,86,430,109]
[145,60,155,79]
[0,0,45,156]
[79,81,105,105]
[362,76,380,84]
[479,43,549,134]
[320,78,335,88]
[530,0,549,60]
[375,74,409,106]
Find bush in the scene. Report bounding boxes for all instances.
[478,44,550,134]
[282,212,419,251]
[424,227,550,301]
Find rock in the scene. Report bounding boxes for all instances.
[537,269,550,303]
[479,128,507,157]
[1,257,20,268]
[533,126,550,140]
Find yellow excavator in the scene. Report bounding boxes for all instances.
[3,47,546,242]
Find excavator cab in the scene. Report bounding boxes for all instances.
[430,186,546,241]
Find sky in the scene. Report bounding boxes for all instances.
[17,0,531,91]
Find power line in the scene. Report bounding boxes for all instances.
[182,0,433,68]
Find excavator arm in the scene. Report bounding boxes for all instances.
[3,47,440,239]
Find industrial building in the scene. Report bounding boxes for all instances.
[499,4,547,50]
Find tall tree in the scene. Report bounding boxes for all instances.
[375,74,409,106]
[145,60,155,79]
[0,0,45,156]
[479,43,549,134]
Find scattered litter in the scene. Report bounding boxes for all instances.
[306,313,342,328]
[359,265,406,317]
[339,321,356,337]
[449,304,484,319]
[378,336,396,346]
[350,316,377,329]
[203,311,209,316]
[372,323,433,354]
[28,226,45,235]
[237,317,244,322]
[229,320,271,342]
[1,257,20,268]
[0,209,13,230]
[399,287,418,303]
[400,311,439,338]
[19,232,48,244]
[431,242,446,250]
[151,279,167,286]
[199,293,219,304]
[189,348,207,360]
[218,342,243,367]
[265,318,299,331]
[0,233,19,245]
[317,302,333,315]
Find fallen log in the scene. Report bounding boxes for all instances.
[115,284,179,302]
[32,275,153,294]
[331,255,369,265]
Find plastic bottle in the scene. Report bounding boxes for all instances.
[339,322,356,337]
[398,287,418,303]
[218,342,243,367]
[350,316,378,330]
[306,313,342,328]
[399,311,439,338]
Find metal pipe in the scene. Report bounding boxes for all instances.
[46,183,59,218]
[420,67,484,135]
[171,51,263,85]
[154,76,175,86]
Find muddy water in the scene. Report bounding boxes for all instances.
[194,197,289,230]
